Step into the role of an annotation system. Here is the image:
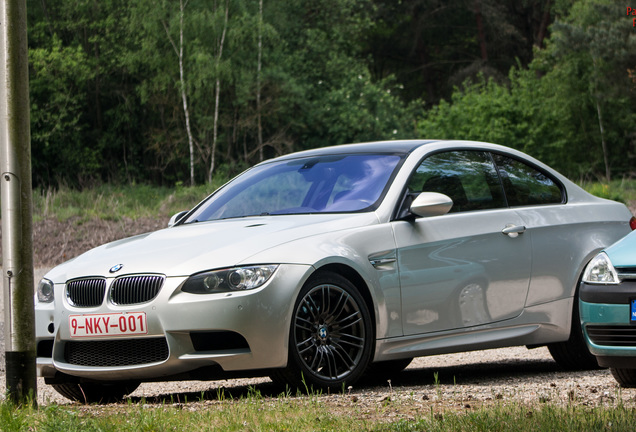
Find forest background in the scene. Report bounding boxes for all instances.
[27,0,636,189]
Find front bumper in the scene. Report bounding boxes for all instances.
[580,281,636,368]
[36,264,312,382]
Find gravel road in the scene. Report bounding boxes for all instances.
[2,270,635,411]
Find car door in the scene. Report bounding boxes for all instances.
[392,150,533,336]
[489,152,575,306]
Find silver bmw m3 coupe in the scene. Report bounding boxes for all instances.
[35,140,635,402]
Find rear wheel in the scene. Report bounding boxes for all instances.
[270,271,373,391]
[51,381,140,403]
[610,368,636,387]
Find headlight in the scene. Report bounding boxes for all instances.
[37,278,55,303]
[181,265,278,294]
[582,252,620,285]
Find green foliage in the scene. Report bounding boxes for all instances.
[535,0,636,180]
[416,0,636,181]
[24,0,414,187]
[23,0,636,187]
[27,0,150,187]
[582,179,636,204]
[364,0,553,104]
[418,1,636,180]
[417,75,528,147]
[29,36,94,185]
[25,0,422,187]
[416,67,583,176]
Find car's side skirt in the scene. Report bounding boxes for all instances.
[372,298,571,362]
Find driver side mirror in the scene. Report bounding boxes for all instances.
[168,210,189,227]
[410,192,453,217]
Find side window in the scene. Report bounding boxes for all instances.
[492,153,564,206]
[407,151,505,213]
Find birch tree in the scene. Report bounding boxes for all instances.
[208,0,230,183]
[162,0,196,186]
[256,0,264,163]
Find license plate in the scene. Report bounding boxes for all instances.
[631,299,636,324]
[69,312,147,338]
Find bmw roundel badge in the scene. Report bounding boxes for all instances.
[109,264,124,273]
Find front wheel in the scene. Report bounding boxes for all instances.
[51,381,140,403]
[270,271,373,391]
[610,368,636,387]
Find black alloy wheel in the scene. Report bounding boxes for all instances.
[272,271,373,390]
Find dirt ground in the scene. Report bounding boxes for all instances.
[1,216,167,268]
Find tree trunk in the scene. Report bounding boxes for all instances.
[474,0,488,61]
[536,0,551,48]
[209,77,221,182]
[179,1,195,186]
[595,97,610,182]
[163,0,196,186]
[257,0,264,162]
[592,57,610,182]
[208,0,229,183]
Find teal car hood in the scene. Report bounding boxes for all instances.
[604,230,636,268]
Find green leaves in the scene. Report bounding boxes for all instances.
[417,0,636,180]
[25,0,636,187]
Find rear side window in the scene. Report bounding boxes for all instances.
[408,150,505,212]
[492,154,564,206]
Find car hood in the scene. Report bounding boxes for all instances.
[45,213,379,282]
[605,230,636,268]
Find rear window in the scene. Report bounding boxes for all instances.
[492,154,564,206]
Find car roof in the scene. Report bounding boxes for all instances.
[268,140,441,163]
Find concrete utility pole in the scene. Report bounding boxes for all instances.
[0,0,37,404]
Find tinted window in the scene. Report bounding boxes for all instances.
[408,151,505,213]
[492,154,563,206]
[185,154,403,222]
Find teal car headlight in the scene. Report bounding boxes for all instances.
[37,278,55,303]
[582,252,620,285]
[182,265,278,294]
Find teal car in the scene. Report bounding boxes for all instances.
[581,229,636,387]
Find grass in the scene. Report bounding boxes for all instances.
[32,183,222,222]
[580,178,636,205]
[1,395,635,431]
[381,404,636,431]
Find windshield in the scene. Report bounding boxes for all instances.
[185,153,403,222]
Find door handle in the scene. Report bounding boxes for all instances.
[502,224,526,238]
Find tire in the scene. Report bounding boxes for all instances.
[270,271,373,391]
[51,381,140,403]
[547,284,600,370]
[610,368,636,387]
